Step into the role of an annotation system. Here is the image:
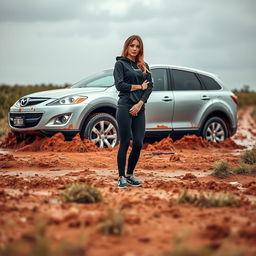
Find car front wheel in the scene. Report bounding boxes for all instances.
[81,113,119,148]
[202,117,228,142]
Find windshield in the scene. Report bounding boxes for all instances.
[71,70,114,88]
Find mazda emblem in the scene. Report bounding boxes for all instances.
[20,97,30,107]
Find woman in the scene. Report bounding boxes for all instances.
[113,35,153,188]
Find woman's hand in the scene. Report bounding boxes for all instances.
[130,80,149,91]
[129,101,144,116]
[141,80,149,90]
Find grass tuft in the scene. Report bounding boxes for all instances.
[177,189,196,204]
[98,208,125,236]
[60,182,103,203]
[212,160,233,178]
[239,147,256,165]
[234,163,256,175]
[177,189,239,208]
[196,192,239,207]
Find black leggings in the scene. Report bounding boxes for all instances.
[116,104,145,177]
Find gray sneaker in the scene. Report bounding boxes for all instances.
[117,176,128,188]
[126,175,142,187]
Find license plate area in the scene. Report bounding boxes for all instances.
[13,116,25,126]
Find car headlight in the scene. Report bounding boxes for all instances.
[47,95,88,105]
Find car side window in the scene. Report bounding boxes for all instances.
[198,74,222,90]
[151,68,168,91]
[172,69,202,90]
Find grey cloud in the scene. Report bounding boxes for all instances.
[0,0,100,22]
[0,0,255,89]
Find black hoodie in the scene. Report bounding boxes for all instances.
[113,56,153,105]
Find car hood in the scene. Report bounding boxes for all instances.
[25,87,109,99]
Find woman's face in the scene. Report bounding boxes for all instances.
[127,39,140,59]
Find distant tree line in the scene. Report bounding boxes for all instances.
[232,84,255,93]
[0,83,255,120]
[232,85,256,108]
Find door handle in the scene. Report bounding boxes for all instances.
[162,96,173,102]
[201,95,210,100]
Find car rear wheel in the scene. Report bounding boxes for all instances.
[81,113,119,148]
[202,117,228,142]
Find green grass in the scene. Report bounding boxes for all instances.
[211,149,256,178]
[211,160,233,178]
[239,147,256,165]
[177,189,239,208]
[234,163,256,175]
[233,148,256,175]
[60,183,103,204]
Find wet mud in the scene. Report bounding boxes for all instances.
[0,107,256,256]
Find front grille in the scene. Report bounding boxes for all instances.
[19,97,50,107]
[9,113,43,128]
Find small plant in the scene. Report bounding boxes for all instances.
[212,159,232,178]
[98,208,125,236]
[196,192,239,207]
[177,189,196,204]
[60,182,103,203]
[240,147,256,165]
[177,190,239,208]
[234,163,254,175]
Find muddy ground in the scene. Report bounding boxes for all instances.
[0,107,256,256]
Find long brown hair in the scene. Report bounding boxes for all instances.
[121,35,149,73]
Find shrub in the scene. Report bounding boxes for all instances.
[60,182,103,203]
[212,160,232,178]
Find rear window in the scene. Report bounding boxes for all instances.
[172,69,202,90]
[198,74,222,90]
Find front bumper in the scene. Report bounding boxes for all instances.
[8,103,89,132]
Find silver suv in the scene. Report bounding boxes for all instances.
[9,65,238,148]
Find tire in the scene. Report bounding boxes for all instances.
[81,113,119,148]
[201,117,228,142]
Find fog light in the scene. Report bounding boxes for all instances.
[54,114,71,124]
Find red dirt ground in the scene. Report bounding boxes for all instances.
[0,107,256,256]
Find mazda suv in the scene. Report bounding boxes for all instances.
[8,65,238,148]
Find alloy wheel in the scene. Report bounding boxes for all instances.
[205,121,225,142]
[89,120,118,148]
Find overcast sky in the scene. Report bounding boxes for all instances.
[0,0,255,90]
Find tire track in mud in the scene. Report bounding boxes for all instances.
[233,106,256,149]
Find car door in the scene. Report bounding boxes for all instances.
[145,68,174,130]
[171,68,210,130]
